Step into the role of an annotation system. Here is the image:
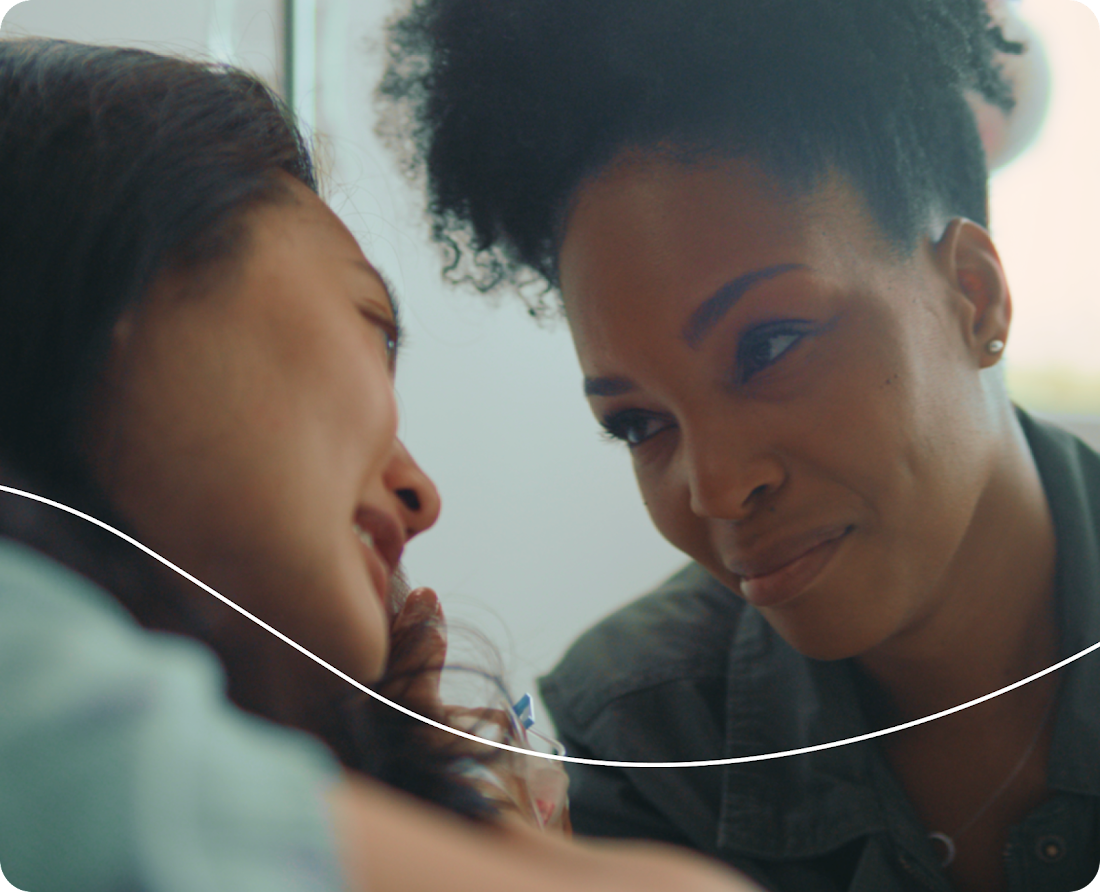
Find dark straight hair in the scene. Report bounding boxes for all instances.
[0,38,490,819]
[0,38,316,490]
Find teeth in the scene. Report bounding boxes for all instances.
[353,523,375,549]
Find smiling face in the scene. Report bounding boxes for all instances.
[559,152,1012,660]
[87,177,439,684]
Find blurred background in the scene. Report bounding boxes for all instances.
[3,0,1098,729]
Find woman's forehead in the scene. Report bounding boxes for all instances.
[560,156,894,302]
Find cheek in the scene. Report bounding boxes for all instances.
[813,357,987,604]
[257,332,398,506]
[93,321,254,527]
[635,462,713,560]
[313,329,398,454]
[305,369,398,523]
[356,373,399,456]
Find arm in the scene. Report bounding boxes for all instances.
[553,733,701,845]
[330,773,761,892]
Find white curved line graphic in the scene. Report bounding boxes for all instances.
[2,483,1098,768]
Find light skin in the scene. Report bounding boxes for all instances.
[330,772,759,892]
[84,174,761,892]
[558,150,1060,892]
[87,175,440,693]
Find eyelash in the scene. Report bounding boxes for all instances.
[600,322,810,447]
[599,410,672,447]
[736,321,809,384]
[360,309,402,364]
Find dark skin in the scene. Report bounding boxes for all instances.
[557,151,1060,892]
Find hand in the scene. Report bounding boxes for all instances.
[443,704,572,835]
[388,586,447,710]
[389,587,571,834]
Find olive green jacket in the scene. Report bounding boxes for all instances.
[540,413,1100,891]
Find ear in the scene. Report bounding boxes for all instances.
[933,218,1012,369]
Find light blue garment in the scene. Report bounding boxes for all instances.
[0,538,346,892]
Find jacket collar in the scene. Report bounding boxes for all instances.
[1019,412,1100,798]
[716,409,1100,861]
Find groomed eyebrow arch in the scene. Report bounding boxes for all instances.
[682,263,806,349]
[582,262,807,397]
[583,375,636,397]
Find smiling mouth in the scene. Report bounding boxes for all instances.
[353,522,376,551]
[735,527,852,609]
[353,521,388,604]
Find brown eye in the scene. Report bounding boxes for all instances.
[601,410,675,447]
[737,322,810,383]
[380,327,398,360]
[360,308,401,365]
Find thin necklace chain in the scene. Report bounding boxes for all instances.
[928,692,1056,868]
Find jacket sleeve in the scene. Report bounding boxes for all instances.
[554,730,699,845]
[538,563,737,853]
[541,665,731,855]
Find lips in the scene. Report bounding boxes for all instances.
[726,525,852,609]
[353,507,405,603]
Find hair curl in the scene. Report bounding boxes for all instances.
[378,0,1023,315]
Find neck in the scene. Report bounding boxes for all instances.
[858,409,1059,725]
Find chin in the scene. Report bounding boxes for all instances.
[357,631,390,687]
[768,623,873,661]
[759,597,893,662]
[317,613,389,690]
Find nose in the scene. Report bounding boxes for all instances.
[681,422,785,520]
[384,439,441,538]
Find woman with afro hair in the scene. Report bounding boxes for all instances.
[378,1,1100,890]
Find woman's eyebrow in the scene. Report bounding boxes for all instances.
[583,264,809,397]
[584,375,636,398]
[682,263,806,348]
[349,258,402,327]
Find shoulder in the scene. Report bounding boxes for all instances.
[1019,410,1100,489]
[0,534,134,627]
[540,562,742,729]
[0,534,338,768]
[0,536,343,892]
[0,534,218,696]
[1019,410,1100,551]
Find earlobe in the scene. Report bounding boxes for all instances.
[934,217,1012,368]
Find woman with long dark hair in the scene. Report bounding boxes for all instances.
[0,37,757,892]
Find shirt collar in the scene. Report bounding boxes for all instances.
[1018,411,1100,797]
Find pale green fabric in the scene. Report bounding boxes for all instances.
[0,538,346,892]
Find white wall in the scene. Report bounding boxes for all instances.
[4,0,1099,733]
[301,0,692,715]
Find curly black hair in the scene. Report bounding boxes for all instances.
[378,0,1023,314]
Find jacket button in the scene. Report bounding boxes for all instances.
[1035,835,1066,863]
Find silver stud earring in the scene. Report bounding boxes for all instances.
[986,339,1005,354]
